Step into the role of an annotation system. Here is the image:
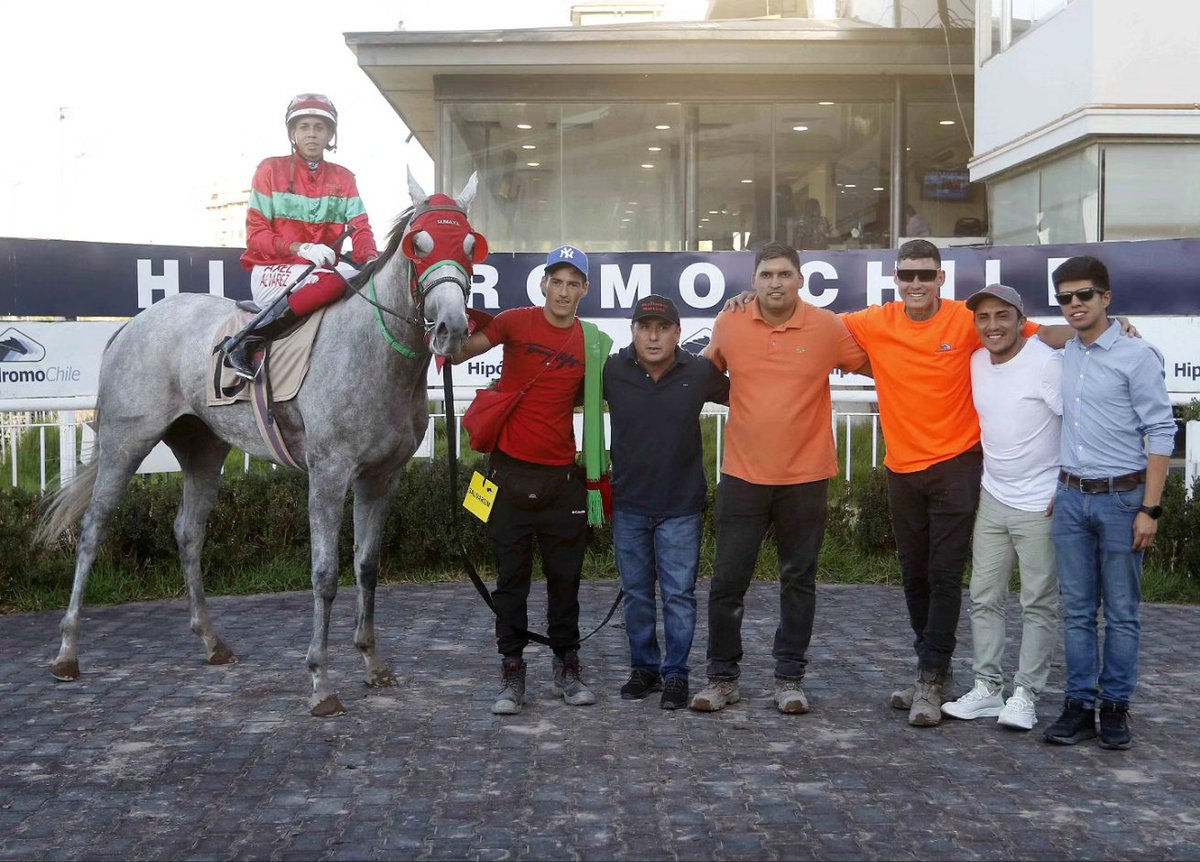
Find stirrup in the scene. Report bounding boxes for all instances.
[223,336,265,381]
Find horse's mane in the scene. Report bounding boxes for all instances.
[351,207,415,288]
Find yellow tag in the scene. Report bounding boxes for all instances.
[463,470,499,523]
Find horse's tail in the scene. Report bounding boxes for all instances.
[35,446,100,547]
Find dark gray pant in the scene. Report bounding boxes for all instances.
[886,448,983,674]
[706,475,829,681]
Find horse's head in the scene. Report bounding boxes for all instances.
[400,170,487,357]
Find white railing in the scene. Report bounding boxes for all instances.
[5,394,1197,498]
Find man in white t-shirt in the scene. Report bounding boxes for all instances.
[942,284,1064,730]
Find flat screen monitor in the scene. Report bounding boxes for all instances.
[922,169,971,202]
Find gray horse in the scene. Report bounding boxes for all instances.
[38,171,480,717]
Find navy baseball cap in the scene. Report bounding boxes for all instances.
[631,294,681,326]
[545,245,588,279]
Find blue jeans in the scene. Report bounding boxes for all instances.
[1052,482,1145,706]
[612,510,702,680]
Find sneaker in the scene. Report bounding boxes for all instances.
[620,669,663,700]
[491,657,526,715]
[660,677,689,710]
[1098,701,1132,750]
[941,679,1004,720]
[909,668,949,727]
[552,652,597,706]
[690,678,740,712]
[997,686,1038,730]
[774,678,810,714]
[891,669,953,709]
[1043,698,1097,745]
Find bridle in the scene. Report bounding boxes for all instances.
[349,198,487,358]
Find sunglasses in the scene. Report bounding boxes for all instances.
[895,269,940,282]
[1055,287,1106,305]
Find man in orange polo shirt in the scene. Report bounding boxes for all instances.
[690,242,868,714]
[842,239,1073,727]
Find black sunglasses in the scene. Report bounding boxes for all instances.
[895,269,939,282]
[1055,287,1106,305]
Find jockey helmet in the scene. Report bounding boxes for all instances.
[285,94,338,151]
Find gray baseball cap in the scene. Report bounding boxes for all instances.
[966,283,1024,314]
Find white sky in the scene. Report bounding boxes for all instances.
[1,0,619,246]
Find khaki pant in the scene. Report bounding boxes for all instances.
[968,488,1060,698]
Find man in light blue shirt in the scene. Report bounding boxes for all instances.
[1043,256,1176,751]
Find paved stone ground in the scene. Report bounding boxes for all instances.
[0,580,1198,861]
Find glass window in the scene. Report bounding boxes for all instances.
[442,102,684,252]
[989,170,1039,246]
[1039,146,1099,244]
[1103,143,1200,241]
[776,101,892,251]
[1011,0,1068,45]
[904,101,986,240]
[694,104,771,251]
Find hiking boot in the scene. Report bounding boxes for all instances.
[774,678,810,714]
[997,686,1038,731]
[941,679,1004,720]
[891,668,953,709]
[909,667,949,727]
[620,669,663,700]
[1043,698,1097,745]
[491,657,526,715]
[660,677,689,711]
[553,652,596,706]
[1098,701,1132,750]
[690,678,740,712]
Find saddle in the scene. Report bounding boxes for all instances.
[206,305,327,471]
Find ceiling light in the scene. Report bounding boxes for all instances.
[628,201,638,205]
[522,144,536,150]
[641,163,655,169]
[873,186,885,191]
[516,123,532,130]
[818,101,835,106]
[740,179,753,184]
[792,125,809,132]
[939,120,956,126]
[526,162,540,167]
[701,218,710,222]
[648,146,662,152]
[655,124,671,130]
[708,210,719,214]
[624,210,634,214]
[845,184,857,188]
[621,217,631,222]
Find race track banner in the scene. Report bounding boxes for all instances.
[3,237,1200,397]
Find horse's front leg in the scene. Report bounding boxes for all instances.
[306,463,352,717]
[352,474,398,688]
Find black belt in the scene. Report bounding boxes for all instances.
[1058,470,1145,494]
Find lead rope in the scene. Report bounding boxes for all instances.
[441,361,622,646]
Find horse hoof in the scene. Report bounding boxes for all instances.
[310,695,346,718]
[364,669,398,688]
[206,641,238,666]
[51,659,80,681]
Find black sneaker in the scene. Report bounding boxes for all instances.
[660,677,689,710]
[1043,697,1097,745]
[1098,701,1132,750]
[620,669,663,700]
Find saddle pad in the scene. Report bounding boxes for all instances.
[207,307,326,407]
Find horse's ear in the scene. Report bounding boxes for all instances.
[456,172,479,213]
[407,168,427,207]
[468,231,489,264]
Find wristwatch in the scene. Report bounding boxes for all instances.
[1139,504,1163,520]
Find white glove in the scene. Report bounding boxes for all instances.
[297,242,336,268]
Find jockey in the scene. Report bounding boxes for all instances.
[224,93,379,379]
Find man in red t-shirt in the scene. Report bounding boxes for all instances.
[452,245,596,715]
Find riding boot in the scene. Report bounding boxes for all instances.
[223,303,301,380]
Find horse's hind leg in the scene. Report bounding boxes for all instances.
[352,474,398,689]
[164,418,235,666]
[52,439,158,680]
[306,461,353,717]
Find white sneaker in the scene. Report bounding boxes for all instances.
[997,686,1038,730]
[940,679,1004,719]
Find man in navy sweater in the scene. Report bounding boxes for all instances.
[603,295,730,709]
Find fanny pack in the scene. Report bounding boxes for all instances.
[490,454,579,511]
